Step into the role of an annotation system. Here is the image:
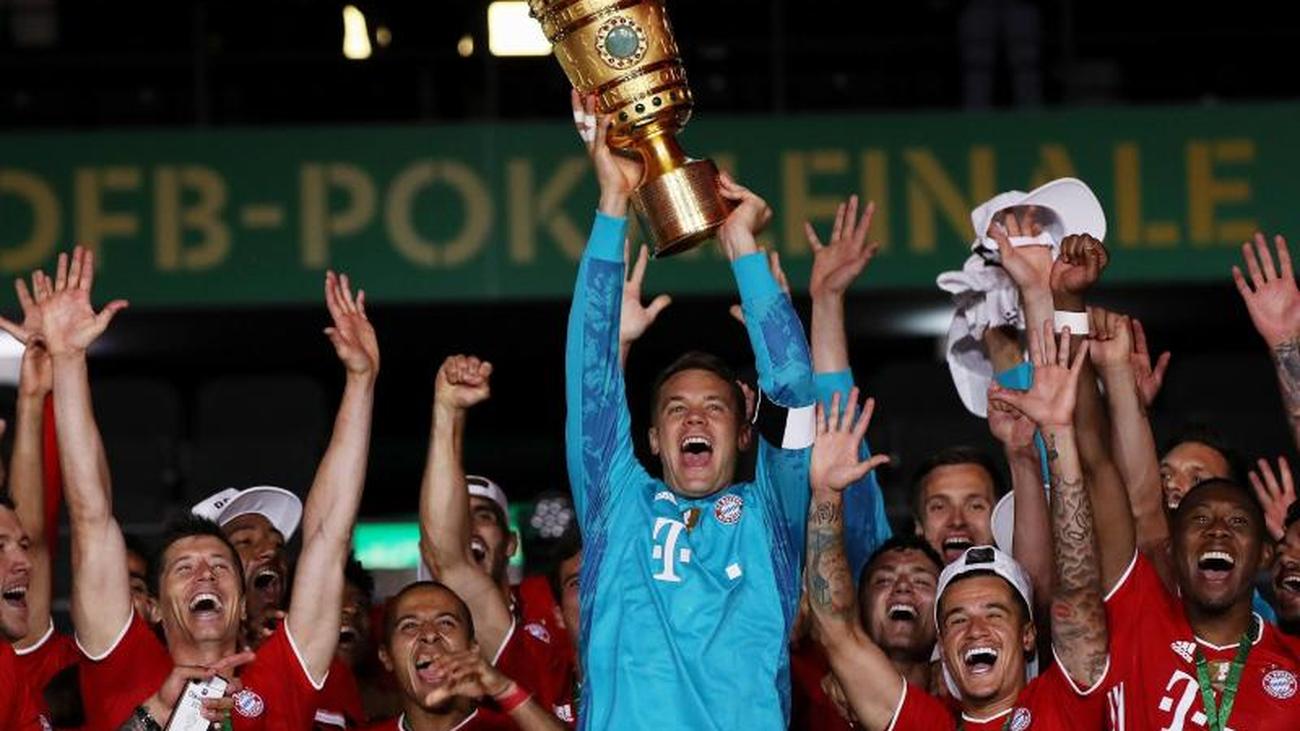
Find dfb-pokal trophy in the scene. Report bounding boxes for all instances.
[529,0,730,256]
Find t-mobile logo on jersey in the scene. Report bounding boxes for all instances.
[1156,669,1236,730]
[652,516,692,583]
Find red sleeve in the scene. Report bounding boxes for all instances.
[1019,659,1113,730]
[494,621,571,711]
[13,627,79,703]
[888,682,957,731]
[1,643,48,731]
[315,657,367,727]
[1103,552,1169,657]
[238,624,324,729]
[78,613,171,731]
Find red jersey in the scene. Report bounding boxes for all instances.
[78,613,322,731]
[360,709,516,731]
[315,657,367,728]
[1104,552,1300,730]
[789,641,853,730]
[494,619,571,715]
[888,656,1111,731]
[1,640,48,730]
[13,624,79,719]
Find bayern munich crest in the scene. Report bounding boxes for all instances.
[233,689,266,718]
[1008,707,1032,731]
[714,494,743,525]
[1263,669,1298,699]
[525,621,552,644]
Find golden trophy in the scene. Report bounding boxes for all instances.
[529,0,730,257]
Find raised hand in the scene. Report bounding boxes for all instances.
[145,650,255,724]
[989,207,1051,295]
[1130,318,1170,408]
[28,247,128,357]
[1050,234,1108,301]
[323,270,379,377]
[1,272,56,397]
[809,387,890,492]
[572,90,643,213]
[728,248,789,325]
[806,195,880,301]
[1232,232,1300,348]
[987,393,1037,452]
[1249,456,1296,542]
[435,354,493,411]
[620,241,671,351]
[1086,306,1133,370]
[716,171,773,262]
[418,648,512,707]
[989,320,1089,428]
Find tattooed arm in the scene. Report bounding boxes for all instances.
[1232,232,1300,452]
[806,390,899,731]
[989,321,1108,690]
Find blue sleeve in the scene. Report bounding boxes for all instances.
[565,212,651,536]
[734,251,816,623]
[816,370,893,584]
[995,362,1050,483]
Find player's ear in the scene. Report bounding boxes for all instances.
[378,645,394,673]
[736,422,753,453]
[506,531,519,559]
[1258,540,1276,573]
[648,425,662,456]
[1021,619,1037,655]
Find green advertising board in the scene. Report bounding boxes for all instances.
[2,103,1296,307]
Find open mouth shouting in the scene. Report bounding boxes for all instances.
[1274,559,1300,603]
[1196,550,1236,582]
[252,567,280,592]
[340,624,359,646]
[468,536,488,566]
[942,535,974,562]
[412,652,447,687]
[680,435,714,469]
[189,591,224,619]
[1,581,28,610]
[962,645,1000,676]
[886,602,919,623]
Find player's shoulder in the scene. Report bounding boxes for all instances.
[1259,623,1300,664]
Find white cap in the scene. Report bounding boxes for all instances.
[467,475,509,515]
[969,177,1106,258]
[191,486,303,542]
[936,253,1023,418]
[991,492,1016,555]
[934,545,1034,630]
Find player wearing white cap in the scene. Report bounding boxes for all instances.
[420,355,571,718]
[808,323,1112,730]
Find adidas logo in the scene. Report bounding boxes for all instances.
[1170,640,1196,663]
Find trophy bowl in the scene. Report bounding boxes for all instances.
[529,0,730,257]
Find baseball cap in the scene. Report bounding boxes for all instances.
[970,177,1106,257]
[191,486,303,542]
[934,545,1034,630]
[467,475,509,515]
[991,492,1016,555]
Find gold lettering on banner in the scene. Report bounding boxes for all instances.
[0,169,60,271]
[1187,139,1256,245]
[903,147,995,252]
[858,149,890,250]
[386,160,492,267]
[1029,144,1078,188]
[301,163,377,267]
[154,166,230,271]
[1113,143,1178,247]
[781,151,849,256]
[74,166,141,254]
[507,156,587,264]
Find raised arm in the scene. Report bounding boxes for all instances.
[419,355,513,661]
[987,389,1053,609]
[805,196,892,570]
[0,277,54,650]
[36,248,132,656]
[287,271,377,686]
[1232,232,1300,452]
[990,322,1108,690]
[805,389,897,730]
[563,93,649,528]
[1089,308,1171,589]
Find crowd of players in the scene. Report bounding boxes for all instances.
[1,91,1300,730]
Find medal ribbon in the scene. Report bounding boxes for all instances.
[1194,615,1259,731]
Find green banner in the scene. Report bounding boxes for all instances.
[2,103,1296,306]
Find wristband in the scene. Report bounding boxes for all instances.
[1008,232,1055,248]
[751,389,816,450]
[493,681,533,714]
[132,706,163,731]
[1053,310,1089,335]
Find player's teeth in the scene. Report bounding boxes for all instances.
[1199,551,1235,566]
[888,604,916,618]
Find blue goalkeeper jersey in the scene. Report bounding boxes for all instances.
[565,212,816,730]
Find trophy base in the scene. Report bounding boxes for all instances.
[631,159,731,258]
